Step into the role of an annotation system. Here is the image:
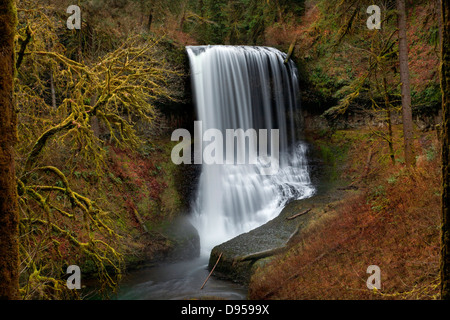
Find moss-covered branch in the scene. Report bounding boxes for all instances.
[23,114,76,173]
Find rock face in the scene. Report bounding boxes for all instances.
[163,215,201,262]
[208,199,310,284]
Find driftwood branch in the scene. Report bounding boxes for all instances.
[200,252,223,290]
[286,209,312,221]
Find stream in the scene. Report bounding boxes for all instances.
[116,257,247,300]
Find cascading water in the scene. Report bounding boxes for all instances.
[116,46,315,300]
[186,45,315,256]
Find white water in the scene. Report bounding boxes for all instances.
[187,46,315,256]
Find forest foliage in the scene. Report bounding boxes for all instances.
[293,0,442,121]
[5,0,445,299]
[11,0,313,300]
[14,0,186,299]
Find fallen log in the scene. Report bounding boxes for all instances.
[286,208,312,221]
[237,247,286,263]
[284,39,297,64]
[337,185,359,191]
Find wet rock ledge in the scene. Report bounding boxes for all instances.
[208,184,347,285]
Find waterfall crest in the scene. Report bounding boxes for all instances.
[186,45,315,255]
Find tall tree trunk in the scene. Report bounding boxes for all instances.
[198,0,205,17]
[179,1,187,30]
[440,0,450,301]
[147,9,153,31]
[0,0,20,300]
[145,0,154,32]
[397,0,415,167]
[438,0,443,53]
[383,76,395,164]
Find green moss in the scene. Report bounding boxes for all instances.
[0,0,17,43]
[315,130,352,182]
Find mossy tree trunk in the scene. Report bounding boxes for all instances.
[397,0,415,167]
[0,0,20,300]
[441,0,450,301]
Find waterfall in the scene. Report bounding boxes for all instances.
[186,45,315,256]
